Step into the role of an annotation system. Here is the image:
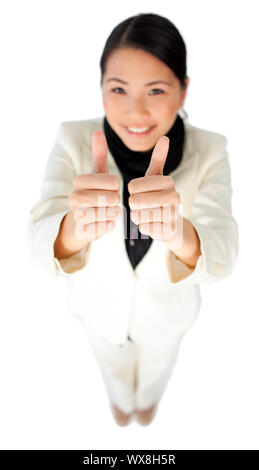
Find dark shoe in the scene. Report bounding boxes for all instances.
[111,403,134,427]
[135,403,158,426]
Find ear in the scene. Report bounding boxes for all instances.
[179,76,190,108]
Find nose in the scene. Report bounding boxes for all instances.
[125,95,149,119]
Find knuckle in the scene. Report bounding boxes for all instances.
[68,193,77,207]
[128,180,135,194]
[112,175,120,189]
[130,210,136,222]
[175,192,180,204]
[73,175,80,189]
[114,193,120,205]
[128,181,132,193]
[166,175,174,185]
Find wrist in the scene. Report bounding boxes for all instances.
[54,211,89,259]
[165,217,201,268]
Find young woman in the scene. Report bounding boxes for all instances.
[26,13,239,426]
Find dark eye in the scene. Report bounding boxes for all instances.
[149,88,164,95]
[111,87,125,94]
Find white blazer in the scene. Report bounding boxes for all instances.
[26,116,239,345]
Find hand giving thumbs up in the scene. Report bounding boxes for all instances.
[69,130,121,242]
[128,135,182,244]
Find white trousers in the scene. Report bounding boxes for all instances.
[83,326,185,414]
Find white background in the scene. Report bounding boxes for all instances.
[0,0,258,450]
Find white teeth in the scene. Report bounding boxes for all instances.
[127,127,150,133]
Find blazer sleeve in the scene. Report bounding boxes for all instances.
[25,122,92,278]
[166,135,239,284]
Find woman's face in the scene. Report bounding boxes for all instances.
[101,47,189,152]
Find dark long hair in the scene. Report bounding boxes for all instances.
[99,13,188,90]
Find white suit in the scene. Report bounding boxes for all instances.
[25,116,239,413]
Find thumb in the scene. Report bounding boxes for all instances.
[145,136,170,176]
[91,130,109,174]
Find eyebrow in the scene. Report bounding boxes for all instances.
[105,77,172,86]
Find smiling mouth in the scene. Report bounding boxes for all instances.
[123,125,156,136]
